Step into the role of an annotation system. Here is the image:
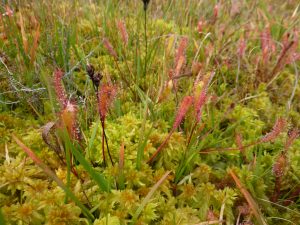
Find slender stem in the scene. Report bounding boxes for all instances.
[101,120,106,167]
[104,129,114,165]
[144,8,148,87]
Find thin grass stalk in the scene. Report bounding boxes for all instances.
[143,6,148,89]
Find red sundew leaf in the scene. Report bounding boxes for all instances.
[237,37,246,57]
[117,20,128,46]
[194,72,215,122]
[148,95,193,164]
[173,95,194,130]
[272,153,287,177]
[174,37,188,68]
[103,38,118,59]
[54,69,67,109]
[261,118,286,143]
[285,128,299,151]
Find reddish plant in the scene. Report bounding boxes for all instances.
[175,37,188,69]
[194,72,215,122]
[117,20,128,46]
[260,27,275,65]
[103,38,118,59]
[237,37,246,58]
[53,69,67,109]
[148,96,193,164]
[260,118,286,143]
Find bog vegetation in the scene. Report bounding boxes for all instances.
[0,0,300,224]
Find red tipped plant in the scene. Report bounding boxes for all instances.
[148,95,193,164]
[97,84,117,166]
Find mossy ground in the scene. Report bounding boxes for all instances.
[0,0,300,224]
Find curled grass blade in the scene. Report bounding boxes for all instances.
[131,171,171,224]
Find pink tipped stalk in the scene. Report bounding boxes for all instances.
[148,96,193,164]
[54,69,67,109]
[103,38,118,59]
[260,118,286,143]
[117,20,128,46]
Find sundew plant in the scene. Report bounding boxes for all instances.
[1,0,300,224]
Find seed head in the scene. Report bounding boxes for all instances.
[142,0,150,11]
[86,64,102,89]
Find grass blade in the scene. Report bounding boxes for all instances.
[68,141,111,193]
[229,169,267,225]
[131,171,171,224]
[0,208,6,225]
